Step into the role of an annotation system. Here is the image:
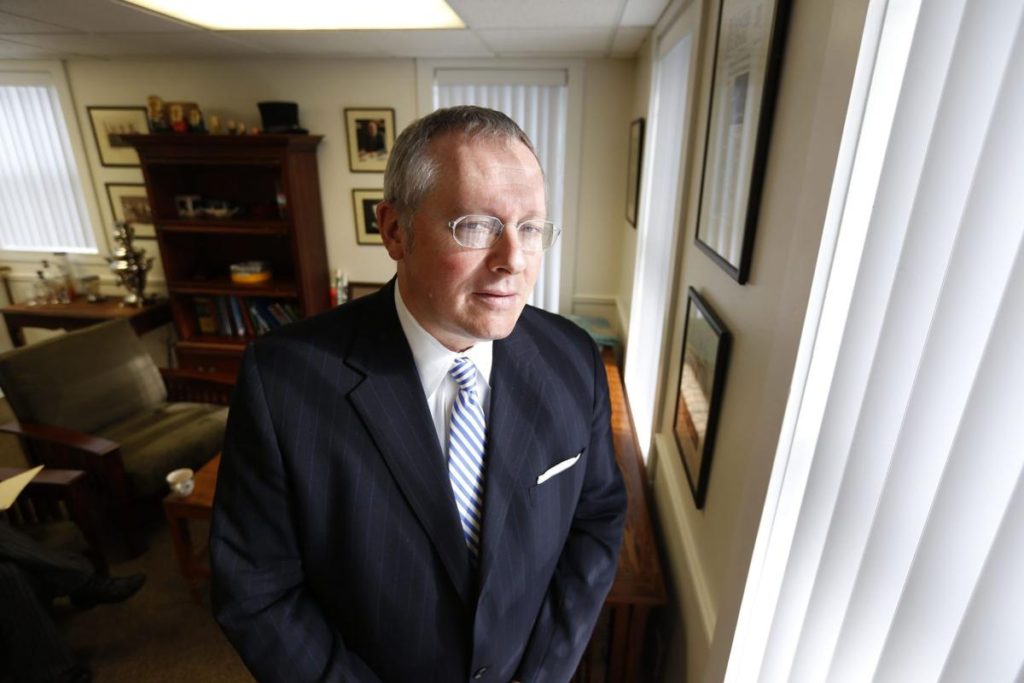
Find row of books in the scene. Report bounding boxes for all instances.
[193,296,301,338]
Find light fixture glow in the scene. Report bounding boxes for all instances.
[124,0,465,30]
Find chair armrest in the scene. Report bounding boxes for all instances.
[0,420,118,456]
[0,467,108,575]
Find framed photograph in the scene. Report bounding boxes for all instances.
[346,281,384,301]
[105,183,155,239]
[673,288,731,509]
[625,118,645,227]
[352,189,384,245]
[87,106,148,167]
[344,108,395,172]
[693,0,790,283]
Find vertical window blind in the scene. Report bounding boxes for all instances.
[434,70,568,312]
[728,0,1024,679]
[0,81,97,253]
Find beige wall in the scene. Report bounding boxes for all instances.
[1,57,635,315]
[630,0,873,680]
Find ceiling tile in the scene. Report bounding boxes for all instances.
[0,10,80,33]
[4,31,264,57]
[620,0,670,26]
[0,0,195,33]
[227,29,492,58]
[447,0,623,29]
[0,35,61,57]
[610,27,649,55]
[477,27,613,56]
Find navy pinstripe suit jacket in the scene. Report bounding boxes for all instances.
[210,281,626,682]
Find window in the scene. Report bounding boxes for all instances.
[0,67,98,253]
[423,65,576,313]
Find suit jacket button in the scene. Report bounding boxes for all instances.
[472,666,488,679]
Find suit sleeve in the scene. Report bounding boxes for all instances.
[210,345,382,683]
[515,339,628,682]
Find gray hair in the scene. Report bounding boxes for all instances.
[383,105,540,228]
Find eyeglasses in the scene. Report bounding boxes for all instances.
[448,215,561,253]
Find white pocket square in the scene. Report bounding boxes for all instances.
[536,452,582,485]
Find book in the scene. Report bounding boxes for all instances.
[214,297,232,336]
[193,296,217,335]
[228,296,246,337]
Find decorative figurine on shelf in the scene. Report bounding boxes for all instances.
[147,94,169,133]
[169,104,187,133]
[226,119,238,135]
[187,107,206,133]
[208,114,222,134]
[106,222,154,307]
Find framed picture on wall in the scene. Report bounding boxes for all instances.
[673,288,731,509]
[693,0,791,283]
[625,118,645,227]
[105,183,155,239]
[352,188,384,245]
[344,108,396,172]
[346,281,385,301]
[87,106,148,167]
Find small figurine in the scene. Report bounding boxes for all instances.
[187,107,206,133]
[237,121,247,135]
[249,126,261,135]
[226,119,238,135]
[146,95,168,132]
[169,103,187,133]
[208,114,221,134]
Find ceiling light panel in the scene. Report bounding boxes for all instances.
[122,0,465,30]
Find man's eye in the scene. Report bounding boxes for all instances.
[520,222,545,235]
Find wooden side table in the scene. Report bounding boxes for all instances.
[163,454,220,600]
[0,296,171,347]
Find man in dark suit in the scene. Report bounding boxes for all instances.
[210,105,626,682]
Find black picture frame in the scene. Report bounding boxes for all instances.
[105,182,155,239]
[673,288,731,508]
[352,188,384,245]
[693,0,791,283]
[625,118,645,227]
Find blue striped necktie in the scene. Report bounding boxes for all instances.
[447,356,487,562]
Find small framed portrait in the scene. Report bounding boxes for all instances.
[673,288,731,509]
[625,118,645,227]
[352,189,384,245]
[344,108,395,172]
[105,183,155,239]
[87,106,148,167]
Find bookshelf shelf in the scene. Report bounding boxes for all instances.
[127,134,329,393]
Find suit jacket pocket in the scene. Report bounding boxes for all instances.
[529,450,584,506]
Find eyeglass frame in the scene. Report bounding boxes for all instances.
[446,214,562,253]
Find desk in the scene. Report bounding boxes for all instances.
[0,297,171,347]
[163,454,220,600]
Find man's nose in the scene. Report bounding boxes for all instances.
[489,225,528,274]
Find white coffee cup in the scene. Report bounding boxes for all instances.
[166,468,195,497]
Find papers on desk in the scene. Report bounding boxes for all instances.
[0,465,43,511]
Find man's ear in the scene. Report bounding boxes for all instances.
[376,200,407,261]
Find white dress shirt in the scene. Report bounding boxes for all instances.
[394,284,493,452]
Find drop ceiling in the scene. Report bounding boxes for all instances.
[0,0,667,60]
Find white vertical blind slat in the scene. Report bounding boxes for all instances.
[0,83,95,252]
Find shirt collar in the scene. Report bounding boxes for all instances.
[394,283,493,397]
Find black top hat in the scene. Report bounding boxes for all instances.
[258,101,308,134]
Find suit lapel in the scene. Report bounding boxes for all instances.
[344,283,474,609]
[477,324,551,599]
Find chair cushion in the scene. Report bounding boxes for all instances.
[98,402,228,497]
[0,320,166,434]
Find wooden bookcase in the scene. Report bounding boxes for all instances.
[126,134,329,387]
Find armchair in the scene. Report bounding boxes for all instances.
[0,319,228,553]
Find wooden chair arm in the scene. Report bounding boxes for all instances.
[0,420,118,456]
[0,467,108,575]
